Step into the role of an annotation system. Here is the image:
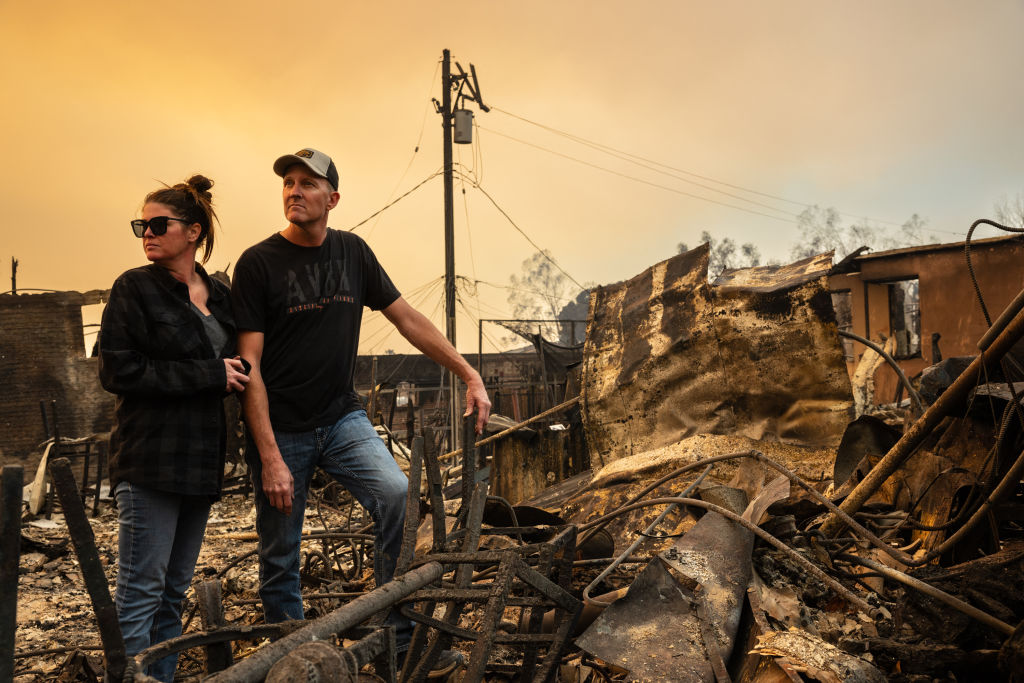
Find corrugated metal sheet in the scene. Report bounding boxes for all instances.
[581,247,853,466]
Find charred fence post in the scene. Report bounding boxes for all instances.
[1,465,23,682]
[395,430,448,677]
[45,400,60,519]
[463,554,516,682]
[525,526,581,682]
[460,411,479,507]
[421,427,447,552]
[397,537,581,681]
[195,579,233,673]
[49,457,127,681]
[403,478,488,682]
[396,436,425,577]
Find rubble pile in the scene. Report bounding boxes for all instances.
[3,245,1024,681]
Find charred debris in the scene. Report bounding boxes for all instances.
[4,239,1024,682]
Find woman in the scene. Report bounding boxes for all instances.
[98,175,249,681]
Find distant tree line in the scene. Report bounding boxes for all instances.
[678,206,937,278]
[505,193,1024,343]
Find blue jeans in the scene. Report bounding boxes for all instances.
[247,410,411,639]
[113,482,211,683]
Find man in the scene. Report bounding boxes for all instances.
[231,148,490,663]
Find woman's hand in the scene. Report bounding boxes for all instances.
[224,357,250,393]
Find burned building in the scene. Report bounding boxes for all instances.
[829,234,1024,406]
[0,291,114,465]
[5,242,1024,682]
[354,348,579,432]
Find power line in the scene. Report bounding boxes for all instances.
[347,172,441,233]
[361,65,442,238]
[491,105,907,228]
[479,126,801,225]
[493,105,808,207]
[455,167,484,329]
[471,278,581,304]
[361,281,443,352]
[453,169,587,292]
[490,118,805,218]
[359,277,444,350]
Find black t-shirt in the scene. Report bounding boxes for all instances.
[231,229,400,431]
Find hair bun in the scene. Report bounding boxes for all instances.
[185,174,214,195]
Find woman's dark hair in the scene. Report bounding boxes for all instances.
[145,174,218,264]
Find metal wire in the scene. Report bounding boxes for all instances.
[579,496,880,617]
[838,329,923,414]
[581,465,712,607]
[837,553,1014,636]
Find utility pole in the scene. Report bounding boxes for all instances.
[437,48,488,450]
[10,257,17,294]
[441,50,457,449]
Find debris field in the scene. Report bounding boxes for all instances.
[3,243,1024,682]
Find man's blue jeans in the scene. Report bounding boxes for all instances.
[113,481,211,683]
[247,410,410,637]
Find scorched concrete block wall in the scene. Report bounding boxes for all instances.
[0,292,114,463]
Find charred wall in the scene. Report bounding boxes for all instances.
[830,236,1024,405]
[0,291,113,463]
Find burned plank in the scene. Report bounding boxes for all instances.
[1,465,23,682]
[195,579,233,673]
[751,630,885,683]
[49,457,126,681]
[842,637,1001,679]
[206,561,443,683]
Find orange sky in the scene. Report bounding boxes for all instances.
[3,1,1023,353]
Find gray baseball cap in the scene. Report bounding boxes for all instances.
[273,147,339,190]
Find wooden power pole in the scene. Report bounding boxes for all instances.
[441,49,458,449]
[438,48,487,450]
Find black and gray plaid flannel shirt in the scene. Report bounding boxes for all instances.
[99,263,236,496]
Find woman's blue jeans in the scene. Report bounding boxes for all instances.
[246,410,410,634]
[113,481,211,683]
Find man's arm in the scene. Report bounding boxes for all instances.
[237,330,294,514]
[382,296,491,434]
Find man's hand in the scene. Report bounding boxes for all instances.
[261,454,294,515]
[464,379,492,435]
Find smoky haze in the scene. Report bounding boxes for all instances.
[2,1,1023,353]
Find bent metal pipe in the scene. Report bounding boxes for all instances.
[204,561,443,683]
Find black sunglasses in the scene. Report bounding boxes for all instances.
[130,216,190,237]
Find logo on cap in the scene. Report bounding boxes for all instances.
[296,149,314,158]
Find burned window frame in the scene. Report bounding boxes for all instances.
[885,277,921,359]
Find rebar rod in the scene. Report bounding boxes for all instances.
[822,301,1024,537]
[441,396,580,462]
[579,496,881,617]
[838,553,1014,636]
[978,285,1024,351]
[577,450,754,548]
[581,465,711,607]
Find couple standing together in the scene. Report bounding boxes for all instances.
[99,148,490,680]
